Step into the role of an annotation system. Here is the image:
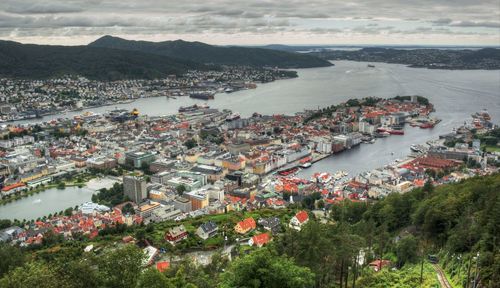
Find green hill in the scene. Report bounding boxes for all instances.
[89,35,333,68]
[0,40,208,80]
[312,47,500,69]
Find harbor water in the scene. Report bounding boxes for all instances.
[4,61,500,219]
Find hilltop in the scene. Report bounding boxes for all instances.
[0,37,332,80]
[0,40,207,80]
[89,35,332,68]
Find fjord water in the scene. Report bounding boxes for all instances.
[5,61,499,219]
[36,60,497,175]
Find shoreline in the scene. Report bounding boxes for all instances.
[0,182,86,206]
[3,75,297,124]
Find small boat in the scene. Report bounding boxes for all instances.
[313,172,333,183]
[380,131,390,137]
[410,144,424,153]
[300,162,312,168]
[278,167,299,176]
[226,113,241,122]
[367,64,375,68]
[33,199,42,204]
[224,87,234,93]
[420,123,435,129]
[388,130,404,135]
[334,170,348,180]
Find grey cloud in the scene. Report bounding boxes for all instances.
[0,0,498,43]
[431,18,500,28]
[431,18,453,25]
[0,13,138,28]
[2,1,84,14]
[450,21,500,28]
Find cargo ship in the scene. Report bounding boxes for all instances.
[189,92,215,100]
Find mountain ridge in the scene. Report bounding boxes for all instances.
[0,36,333,80]
[0,39,209,80]
[88,35,333,68]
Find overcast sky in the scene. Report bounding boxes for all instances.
[1,0,499,46]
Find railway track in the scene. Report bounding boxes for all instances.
[433,264,453,288]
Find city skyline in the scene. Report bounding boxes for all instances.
[1,0,499,46]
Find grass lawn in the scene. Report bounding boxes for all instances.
[484,145,500,152]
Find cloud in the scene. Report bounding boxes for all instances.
[3,1,84,14]
[0,0,498,45]
[450,20,500,28]
[431,18,500,28]
[431,18,453,25]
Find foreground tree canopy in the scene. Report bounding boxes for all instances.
[0,174,498,287]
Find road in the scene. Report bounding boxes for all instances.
[433,264,452,288]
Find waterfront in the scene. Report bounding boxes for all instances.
[4,61,499,219]
[0,186,94,221]
[18,61,499,176]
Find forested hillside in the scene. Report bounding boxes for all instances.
[89,36,333,68]
[0,40,208,80]
[0,174,498,287]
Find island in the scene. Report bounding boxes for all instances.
[311,47,500,70]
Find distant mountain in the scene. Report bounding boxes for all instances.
[89,36,332,68]
[0,40,209,80]
[259,44,332,52]
[310,47,500,70]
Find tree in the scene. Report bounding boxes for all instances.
[0,244,25,278]
[122,203,135,215]
[136,268,175,288]
[395,235,419,267]
[64,207,73,217]
[423,179,434,193]
[176,184,187,195]
[56,258,101,288]
[184,139,197,149]
[96,245,145,288]
[0,219,12,230]
[220,248,315,288]
[0,262,67,288]
[135,229,146,242]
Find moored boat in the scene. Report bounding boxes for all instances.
[189,92,215,100]
[226,113,241,122]
[420,123,434,129]
[300,162,312,168]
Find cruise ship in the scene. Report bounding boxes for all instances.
[178,103,209,113]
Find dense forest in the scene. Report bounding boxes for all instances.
[89,36,333,68]
[0,40,210,80]
[310,47,500,70]
[0,37,331,80]
[0,174,498,287]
